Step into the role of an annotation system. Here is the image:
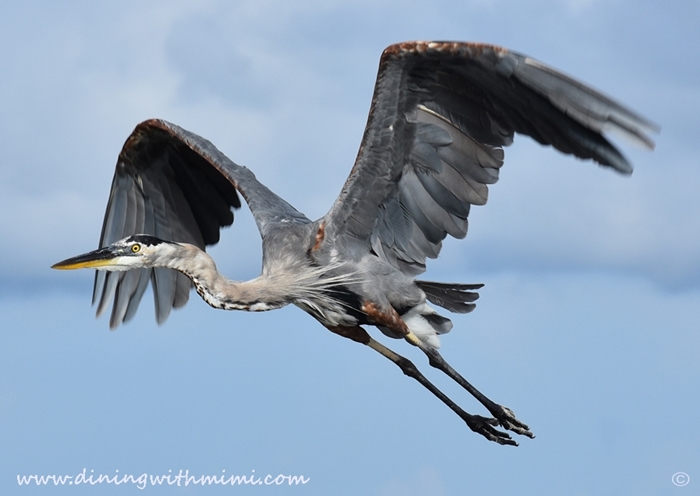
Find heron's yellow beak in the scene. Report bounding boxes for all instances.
[51,246,121,270]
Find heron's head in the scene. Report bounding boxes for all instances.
[52,235,177,271]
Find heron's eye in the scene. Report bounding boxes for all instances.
[131,244,141,253]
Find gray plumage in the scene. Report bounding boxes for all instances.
[54,41,657,446]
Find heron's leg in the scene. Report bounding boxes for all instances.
[325,325,518,446]
[360,302,533,438]
[403,332,534,438]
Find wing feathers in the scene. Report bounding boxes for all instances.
[415,169,470,220]
[324,41,656,276]
[92,119,305,328]
[399,174,445,244]
[514,56,659,149]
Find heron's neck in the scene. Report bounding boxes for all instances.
[161,244,289,312]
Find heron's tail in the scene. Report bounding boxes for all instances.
[415,281,483,314]
[378,282,484,349]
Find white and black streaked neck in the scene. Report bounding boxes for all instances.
[149,241,357,316]
[153,242,290,312]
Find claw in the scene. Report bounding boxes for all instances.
[489,404,535,438]
[465,415,519,446]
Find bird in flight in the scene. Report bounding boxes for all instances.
[53,41,657,446]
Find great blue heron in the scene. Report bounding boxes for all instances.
[52,41,657,446]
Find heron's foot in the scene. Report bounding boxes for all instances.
[464,414,518,446]
[488,404,535,438]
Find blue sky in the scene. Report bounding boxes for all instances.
[1,1,698,494]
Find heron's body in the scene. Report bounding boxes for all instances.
[53,41,657,446]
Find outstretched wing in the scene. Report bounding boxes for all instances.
[94,119,306,328]
[323,41,658,275]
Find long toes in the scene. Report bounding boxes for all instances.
[490,405,535,438]
[482,416,500,426]
[466,415,519,446]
